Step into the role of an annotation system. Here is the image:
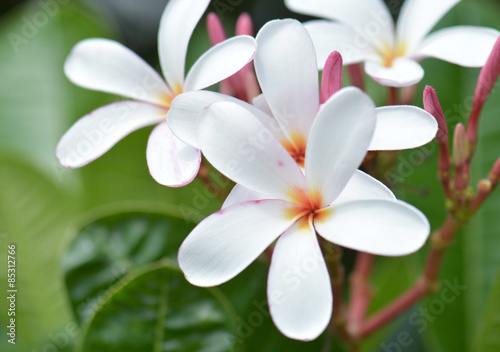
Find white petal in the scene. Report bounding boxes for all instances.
[158,0,211,90]
[305,87,376,207]
[198,102,307,202]
[285,0,394,51]
[365,58,424,87]
[184,35,257,91]
[56,102,165,168]
[396,0,460,55]
[268,219,332,341]
[333,170,395,205]
[178,200,296,287]
[168,91,285,149]
[64,39,171,106]
[369,106,438,150]
[304,20,367,68]
[146,122,201,187]
[315,200,430,256]
[222,184,271,209]
[252,94,273,116]
[255,19,319,141]
[415,26,500,67]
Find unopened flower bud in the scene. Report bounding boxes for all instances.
[206,12,226,45]
[423,86,448,145]
[423,86,452,197]
[321,51,343,103]
[236,13,254,36]
[467,36,500,151]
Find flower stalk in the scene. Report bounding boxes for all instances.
[347,64,365,91]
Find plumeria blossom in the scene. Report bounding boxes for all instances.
[178,90,431,341]
[168,19,438,166]
[56,0,257,187]
[285,0,500,87]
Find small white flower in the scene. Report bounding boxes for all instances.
[285,0,500,87]
[178,88,430,341]
[56,0,256,187]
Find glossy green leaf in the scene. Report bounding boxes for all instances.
[63,210,194,324]
[79,262,236,352]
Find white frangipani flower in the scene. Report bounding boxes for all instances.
[56,0,256,187]
[285,0,500,87]
[178,89,430,341]
[168,19,438,162]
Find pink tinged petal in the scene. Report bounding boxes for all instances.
[255,19,319,141]
[315,200,430,256]
[285,0,394,51]
[415,26,500,67]
[268,220,332,341]
[64,39,171,106]
[146,122,201,187]
[305,87,376,207]
[396,0,460,55]
[198,102,307,202]
[222,184,272,209]
[333,170,395,206]
[321,51,344,104]
[184,35,257,91]
[158,0,211,91]
[56,101,165,168]
[178,200,296,287]
[364,57,424,87]
[168,91,286,150]
[206,12,227,45]
[369,106,438,151]
[304,20,367,68]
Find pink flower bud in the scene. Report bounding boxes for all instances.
[236,12,254,36]
[423,86,448,145]
[207,12,226,46]
[423,86,452,197]
[321,51,343,103]
[467,36,500,151]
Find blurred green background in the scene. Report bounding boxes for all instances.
[1,0,500,351]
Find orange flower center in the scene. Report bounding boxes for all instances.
[283,187,332,229]
[281,132,307,168]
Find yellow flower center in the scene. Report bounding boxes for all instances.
[379,41,407,68]
[159,81,184,110]
[283,187,332,229]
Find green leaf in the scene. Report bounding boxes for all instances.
[0,154,78,351]
[63,210,195,324]
[78,262,236,352]
[472,269,500,351]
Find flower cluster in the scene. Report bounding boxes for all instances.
[56,0,500,342]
